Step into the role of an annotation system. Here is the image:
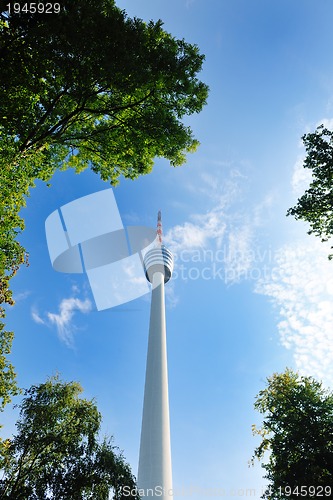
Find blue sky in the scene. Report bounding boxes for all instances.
[4,0,333,498]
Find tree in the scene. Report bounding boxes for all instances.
[0,376,140,499]
[0,0,208,411]
[252,369,333,499]
[1,0,208,181]
[0,322,20,416]
[0,146,28,413]
[287,125,333,258]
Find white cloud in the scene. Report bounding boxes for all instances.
[165,206,256,285]
[163,167,270,285]
[166,214,255,285]
[165,211,227,253]
[224,224,254,283]
[47,297,92,347]
[255,238,333,386]
[14,290,31,302]
[258,120,333,387]
[253,193,275,227]
[182,163,246,208]
[31,309,45,325]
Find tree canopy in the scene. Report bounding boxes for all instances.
[252,369,333,499]
[0,0,208,182]
[0,376,139,499]
[287,125,333,257]
[0,0,208,411]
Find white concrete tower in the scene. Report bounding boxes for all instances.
[137,211,174,499]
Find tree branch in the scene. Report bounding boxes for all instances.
[19,88,69,151]
[82,89,154,115]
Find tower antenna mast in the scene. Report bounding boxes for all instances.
[157,210,163,245]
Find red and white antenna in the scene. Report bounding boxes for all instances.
[157,210,163,245]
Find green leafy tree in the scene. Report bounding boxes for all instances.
[0,153,28,420]
[252,369,333,499]
[0,0,208,411]
[1,0,208,181]
[287,125,333,258]
[0,144,29,413]
[0,376,139,499]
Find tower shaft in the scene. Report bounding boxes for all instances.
[137,271,173,499]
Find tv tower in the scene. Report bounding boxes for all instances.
[137,211,174,499]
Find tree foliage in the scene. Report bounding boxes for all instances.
[252,369,333,499]
[0,0,208,181]
[0,376,139,499]
[0,0,208,410]
[0,146,29,416]
[287,125,333,257]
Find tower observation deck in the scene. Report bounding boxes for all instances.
[137,212,174,499]
[144,245,173,284]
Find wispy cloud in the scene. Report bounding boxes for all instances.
[256,237,333,386]
[165,210,227,253]
[47,298,92,347]
[254,117,333,386]
[224,224,255,283]
[31,308,46,325]
[13,290,31,302]
[164,167,267,285]
[32,296,92,347]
